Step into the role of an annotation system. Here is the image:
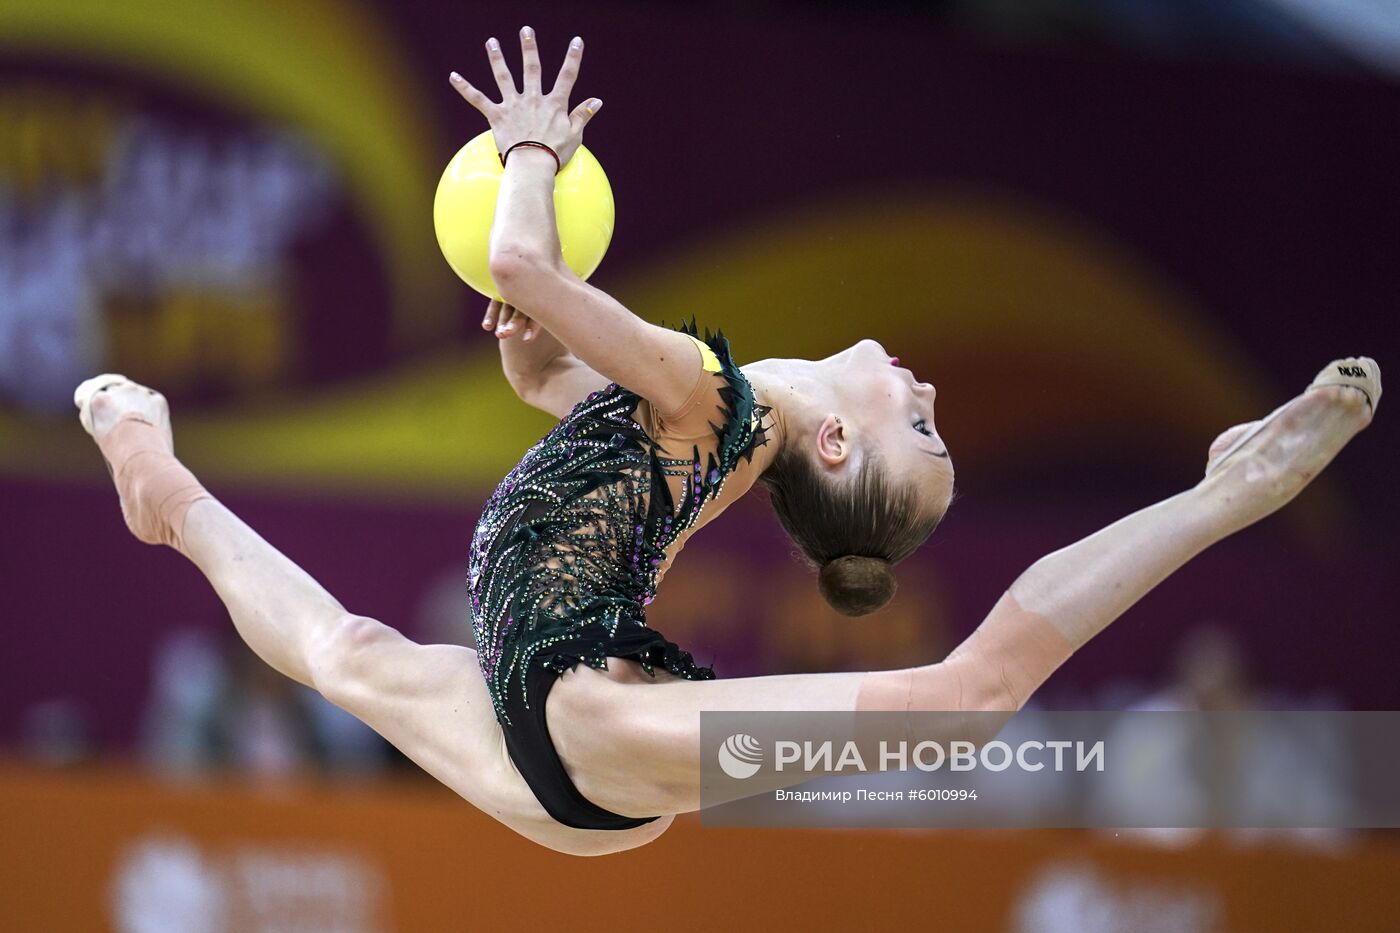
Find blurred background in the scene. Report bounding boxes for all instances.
[2,0,1398,929]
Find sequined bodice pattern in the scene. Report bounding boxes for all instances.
[468,323,770,724]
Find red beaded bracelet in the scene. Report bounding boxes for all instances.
[499,140,561,173]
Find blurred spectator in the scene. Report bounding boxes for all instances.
[140,628,227,778]
[140,624,393,781]
[414,567,472,648]
[1092,623,1352,853]
[1160,624,1255,712]
[20,696,95,767]
[211,639,322,779]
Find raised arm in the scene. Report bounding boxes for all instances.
[450,28,702,414]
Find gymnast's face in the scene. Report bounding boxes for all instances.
[817,338,955,514]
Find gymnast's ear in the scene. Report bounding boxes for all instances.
[816,414,850,467]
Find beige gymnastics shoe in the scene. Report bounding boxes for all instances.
[1205,356,1380,477]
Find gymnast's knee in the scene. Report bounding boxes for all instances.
[307,613,398,706]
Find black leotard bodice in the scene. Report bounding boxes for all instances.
[468,321,772,724]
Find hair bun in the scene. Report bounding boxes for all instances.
[818,555,897,617]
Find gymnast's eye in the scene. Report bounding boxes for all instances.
[913,419,933,436]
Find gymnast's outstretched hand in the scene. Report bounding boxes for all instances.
[449,27,602,167]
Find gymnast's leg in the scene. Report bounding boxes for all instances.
[550,362,1380,818]
[77,376,679,854]
[76,376,383,691]
[74,378,512,813]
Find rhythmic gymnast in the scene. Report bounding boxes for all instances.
[75,28,1382,856]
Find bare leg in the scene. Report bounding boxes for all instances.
[551,366,1380,817]
[75,376,673,855]
[554,483,1227,816]
[179,500,351,686]
[78,379,348,687]
[1015,376,1378,651]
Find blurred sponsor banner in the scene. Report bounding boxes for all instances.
[0,0,452,421]
[3,763,1400,931]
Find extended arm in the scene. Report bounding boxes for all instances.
[451,28,704,415]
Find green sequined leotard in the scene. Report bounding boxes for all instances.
[468,321,772,726]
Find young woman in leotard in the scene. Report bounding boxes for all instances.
[75,28,1381,855]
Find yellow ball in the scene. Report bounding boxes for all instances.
[433,131,615,301]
